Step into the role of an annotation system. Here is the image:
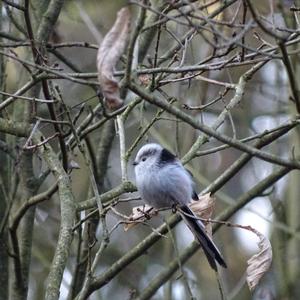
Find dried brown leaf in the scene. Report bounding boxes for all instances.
[97,7,131,110]
[246,228,273,291]
[189,193,216,219]
[189,193,216,236]
[124,205,158,231]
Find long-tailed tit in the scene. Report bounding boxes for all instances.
[133,143,227,270]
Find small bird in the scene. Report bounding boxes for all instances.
[133,143,227,271]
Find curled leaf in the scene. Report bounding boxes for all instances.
[97,7,131,110]
[189,193,215,219]
[124,205,158,231]
[189,193,216,235]
[246,228,273,291]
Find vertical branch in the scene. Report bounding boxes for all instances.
[7,2,39,299]
[10,151,38,300]
[123,0,147,88]
[36,0,64,43]
[39,133,76,300]
[138,0,166,62]
[73,120,116,297]
[285,10,300,295]
[241,0,247,61]
[65,110,116,298]
[58,89,110,277]
[0,2,8,299]
[35,0,68,171]
[117,115,127,182]
[279,42,300,113]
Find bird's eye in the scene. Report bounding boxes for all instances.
[141,157,147,162]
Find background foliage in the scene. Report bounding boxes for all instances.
[0,0,300,299]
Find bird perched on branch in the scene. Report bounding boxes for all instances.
[133,143,227,271]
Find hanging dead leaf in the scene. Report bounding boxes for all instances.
[97,7,131,110]
[246,228,273,291]
[189,193,216,235]
[189,193,216,219]
[124,205,158,231]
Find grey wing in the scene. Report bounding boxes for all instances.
[158,164,193,207]
[186,169,198,200]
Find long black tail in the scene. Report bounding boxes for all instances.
[179,205,227,271]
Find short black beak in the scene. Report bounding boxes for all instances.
[133,161,138,166]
